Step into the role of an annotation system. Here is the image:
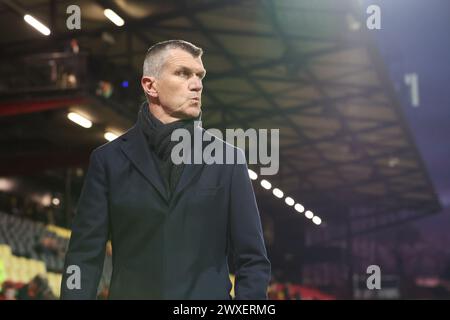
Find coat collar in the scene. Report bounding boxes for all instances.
[119,124,209,204]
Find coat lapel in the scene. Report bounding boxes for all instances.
[173,163,203,200]
[119,125,168,202]
[172,126,211,199]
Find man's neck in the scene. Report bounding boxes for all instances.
[148,104,181,124]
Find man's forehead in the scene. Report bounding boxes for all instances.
[165,49,204,70]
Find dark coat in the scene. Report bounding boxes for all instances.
[60,123,271,299]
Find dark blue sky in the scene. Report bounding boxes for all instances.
[364,0,450,214]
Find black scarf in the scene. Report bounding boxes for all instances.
[137,102,200,199]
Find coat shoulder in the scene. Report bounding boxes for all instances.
[91,125,137,158]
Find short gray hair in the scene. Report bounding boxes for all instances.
[142,40,203,78]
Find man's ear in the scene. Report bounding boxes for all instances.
[141,76,158,98]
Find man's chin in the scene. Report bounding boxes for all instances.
[169,102,202,120]
[183,106,201,119]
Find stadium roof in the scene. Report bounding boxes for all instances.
[0,0,441,238]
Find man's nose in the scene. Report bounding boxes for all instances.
[189,77,203,91]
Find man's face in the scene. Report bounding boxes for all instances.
[153,48,206,120]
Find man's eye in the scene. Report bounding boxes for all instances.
[177,71,189,77]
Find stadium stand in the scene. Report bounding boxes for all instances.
[0,211,68,297]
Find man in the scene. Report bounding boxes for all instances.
[61,40,271,300]
[17,275,55,300]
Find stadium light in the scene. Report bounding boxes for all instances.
[248,169,258,180]
[285,197,295,206]
[305,210,314,219]
[52,198,60,206]
[104,131,119,142]
[312,216,322,225]
[294,203,305,213]
[249,168,320,225]
[24,14,50,36]
[67,112,92,128]
[0,178,15,192]
[41,194,51,207]
[272,188,284,199]
[104,9,124,26]
[260,179,272,190]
